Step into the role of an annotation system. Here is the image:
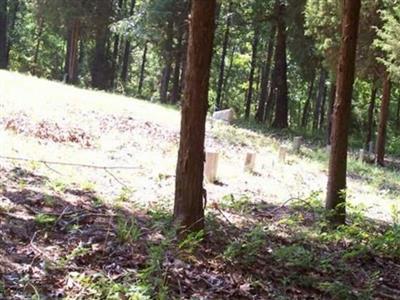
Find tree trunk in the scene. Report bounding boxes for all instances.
[159,19,174,103]
[91,27,112,90]
[365,83,377,150]
[319,83,328,129]
[120,0,136,86]
[174,0,216,234]
[265,66,277,125]
[376,72,391,166]
[0,0,8,69]
[110,0,124,89]
[215,1,232,110]
[255,27,276,123]
[6,0,18,65]
[137,42,148,96]
[171,31,184,104]
[65,19,80,84]
[313,69,326,131]
[272,1,289,129]
[244,26,260,119]
[326,81,336,145]
[326,0,361,227]
[32,18,45,75]
[301,77,315,128]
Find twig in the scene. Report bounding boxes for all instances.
[103,168,129,188]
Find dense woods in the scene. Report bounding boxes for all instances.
[1,0,400,298]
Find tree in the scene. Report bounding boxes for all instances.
[174,0,216,233]
[0,0,8,69]
[215,1,233,110]
[272,0,288,129]
[255,26,275,122]
[376,72,391,166]
[325,0,361,226]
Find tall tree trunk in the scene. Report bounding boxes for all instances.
[171,31,184,104]
[326,81,336,145]
[265,66,277,125]
[301,77,315,128]
[326,0,361,227]
[65,19,80,84]
[272,1,289,129]
[159,19,174,103]
[174,0,216,234]
[319,83,328,129]
[365,83,377,150]
[110,0,124,89]
[137,42,147,96]
[91,27,112,90]
[120,0,136,86]
[6,0,18,65]
[244,26,260,119]
[376,72,391,166]
[215,1,232,110]
[0,0,8,69]
[313,69,326,131]
[32,18,45,75]
[255,27,276,123]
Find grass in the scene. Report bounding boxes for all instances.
[1,71,400,298]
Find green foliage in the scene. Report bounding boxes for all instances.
[224,225,268,263]
[376,5,400,79]
[273,245,313,269]
[34,213,56,227]
[220,194,252,214]
[69,272,151,300]
[116,217,141,244]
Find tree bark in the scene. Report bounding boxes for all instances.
[65,19,80,84]
[32,18,45,75]
[244,26,260,119]
[120,0,136,86]
[319,83,328,129]
[159,19,174,103]
[272,1,289,129]
[301,77,315,128]
[215,1,232,110]
[91,27,112,90]
[0,0,8,69]
[255,27,276,123]
[171,30,184,104]
[376,72,391,166]
[326,0,361,227]
[110,0,124,89]
[326,81,336,145]
[174,0,216,234]
[313,69,326,131]
[137,42,148,96]
[365,83,377,150]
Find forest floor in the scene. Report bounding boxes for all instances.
[1,71,400,299]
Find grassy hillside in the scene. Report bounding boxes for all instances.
[1,71,400,299]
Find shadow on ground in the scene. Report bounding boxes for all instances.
[1,166,399,299]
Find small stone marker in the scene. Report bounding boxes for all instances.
[205,151,219,183]
[293,136,303,152]
[244,152,256,172]
[278,146,288,163]
[212,108,234,124]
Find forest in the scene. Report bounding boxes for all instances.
[1,0,400,299]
